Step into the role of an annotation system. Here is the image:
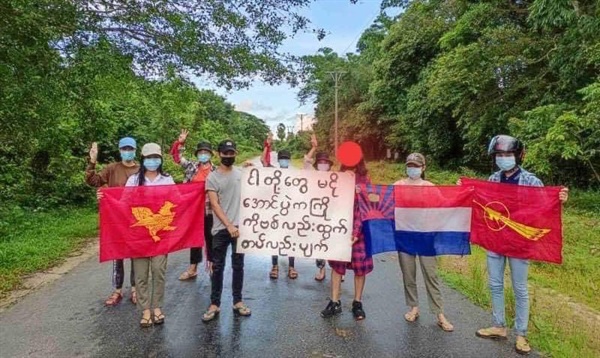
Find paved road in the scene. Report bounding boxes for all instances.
[0,250,535,358]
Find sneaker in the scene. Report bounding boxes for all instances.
[352,300,366,320]
[476,326,508,340]
[321,300,342,318]
[515,336,531,355]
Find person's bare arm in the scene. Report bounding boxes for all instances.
[208,191,239,238]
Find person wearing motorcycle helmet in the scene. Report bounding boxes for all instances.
[476,135,569,355]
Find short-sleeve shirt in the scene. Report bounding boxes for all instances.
[125,173,175,187]
[206,167,242,235]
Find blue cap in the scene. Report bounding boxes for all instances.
[118,137,136,149]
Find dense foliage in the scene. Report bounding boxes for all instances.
[300,0,600,187]
[0,0,324,212]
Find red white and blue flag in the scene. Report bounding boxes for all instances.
[358,184,473,257]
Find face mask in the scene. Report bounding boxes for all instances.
[317,163,330,172]
[407,167,422,180]
[120,150,135,162]
[197,153,211,164]
[143,158,161,171]
[496,156,516,171]
[221,156,235,167]
[278,159,290,168]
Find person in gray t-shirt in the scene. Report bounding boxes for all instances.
[202,139,252,322]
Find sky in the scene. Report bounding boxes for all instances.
[192,0,393,133]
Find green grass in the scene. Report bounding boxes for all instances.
[367,160,600,358]
[0,206,98,296]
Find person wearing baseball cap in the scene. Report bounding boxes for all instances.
[203,138,252,322]
[170,130,216,281]
[393,152,454,333]
[85,137,140,307]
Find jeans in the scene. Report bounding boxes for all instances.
[210,229,244,307]
[487,251,530,336]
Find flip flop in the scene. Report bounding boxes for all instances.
[179,270,198,281]
[202,307,221,323]
[404,311,419,322]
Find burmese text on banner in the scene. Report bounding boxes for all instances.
[237,168,355,262]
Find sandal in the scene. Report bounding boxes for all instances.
[202,307,221,323]
[269,265,279,279]
[130,290,137,305]
[232,303,252,317]
[153,312,165,325]
[404,310,420,322]
[140,316,153,328]
[104,291,123,306]
[314,267,326,281]
[288,267,298,279]
[179,270,198,281]
[437,318,454,332]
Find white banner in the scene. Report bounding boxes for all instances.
[237,167,355,262]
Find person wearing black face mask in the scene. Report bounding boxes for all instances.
[203,139,252,322]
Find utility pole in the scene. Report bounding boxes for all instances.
[327,71,346,152]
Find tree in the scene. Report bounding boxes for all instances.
[276,123,287,141]
[70,0,331,89]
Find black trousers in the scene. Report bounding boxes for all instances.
[210,229,244,306]
[190,215,214,264]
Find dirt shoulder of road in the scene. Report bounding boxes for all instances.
[0,241,98,314]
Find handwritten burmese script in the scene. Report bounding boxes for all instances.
[237,168,355,262]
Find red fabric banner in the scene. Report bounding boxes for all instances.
[463,178,563,264]
[99,182,205,262]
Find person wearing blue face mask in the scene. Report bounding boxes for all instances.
[125,143,175,327]
[86,137,140,307]
[170,129,216,281]
[474,135,569,355]
[268,149,298,279]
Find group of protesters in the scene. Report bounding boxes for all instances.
[87,129,568,355]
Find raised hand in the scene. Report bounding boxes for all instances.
[311,133,318,148]
[178,129,189,143]
[90,142,98,163]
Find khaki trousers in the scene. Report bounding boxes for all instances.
[398,252,443,314]
[132,255,168,310]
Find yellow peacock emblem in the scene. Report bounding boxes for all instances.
[131,201,177,242]
[474,200,550,241]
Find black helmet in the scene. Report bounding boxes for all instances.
[488,135,524,163]
[195,141,213,155]
[277,150,291,160]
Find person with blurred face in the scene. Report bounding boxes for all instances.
[170,129,215,281]
[124,143,175,328]
[321,148,372,321]
[394,153,454,332]
[202,140,252,322]
[86,137,140,307]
